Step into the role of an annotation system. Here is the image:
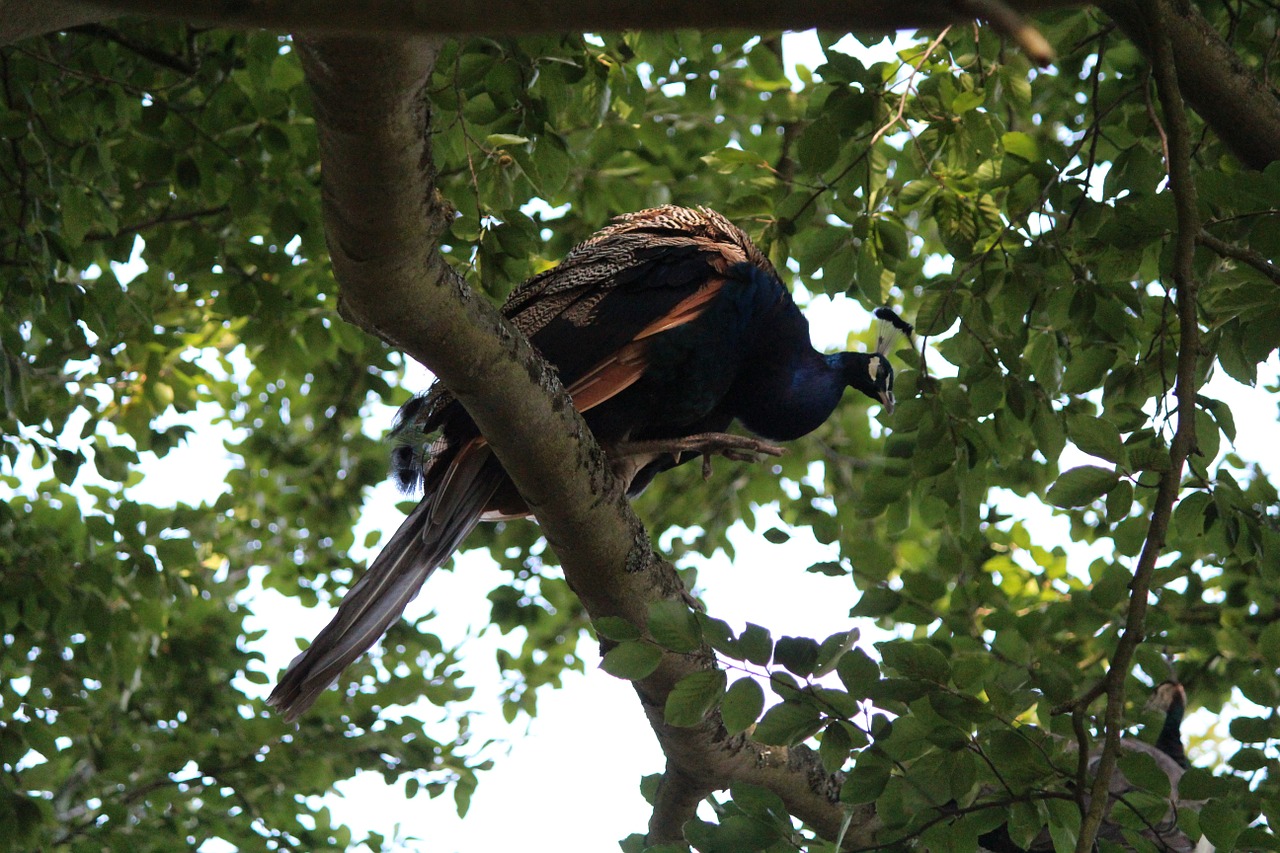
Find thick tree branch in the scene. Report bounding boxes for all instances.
[1072,1,1202,850]
[10,0,1278,168]
[299,35,867,848]
[63,0,1078,39]
[5,0,1064,62]
[1103,0,1280,170]
[0,0,101,44]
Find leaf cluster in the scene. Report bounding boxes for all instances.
[2,9,1279,851]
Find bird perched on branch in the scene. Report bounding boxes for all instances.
[978,680,1200,853]
[268,205,912,720]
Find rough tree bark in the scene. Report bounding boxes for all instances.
[1102,0,1280,171]
[298,35,876,848]
[3,0,1276,847]
[22,0,1077,38]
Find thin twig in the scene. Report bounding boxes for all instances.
[1072,0,1203,849]
[85,204,231,241]
[1198,230,1280,285]
[1064,30,1108,233]
[1142,68,1171,170]
[791,28,951,225]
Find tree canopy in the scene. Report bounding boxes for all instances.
[2,2,1279,851]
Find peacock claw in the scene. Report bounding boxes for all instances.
[612,432,786,480]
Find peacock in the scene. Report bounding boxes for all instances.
[1149,679,1190,770]
[268,205,912,720]
[978,680,1200,853]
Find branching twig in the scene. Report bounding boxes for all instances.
[1198,229,1280,285]
[1071,0,1202,849]
[85,204,230,241]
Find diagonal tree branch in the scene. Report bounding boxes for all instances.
[0,0,102,44]
[64,0,1078,39]
[298,34,870,849]
[1103,0,1280,170]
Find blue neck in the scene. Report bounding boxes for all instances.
[735,352,857,441]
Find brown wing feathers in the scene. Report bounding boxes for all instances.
[268,207,753,720]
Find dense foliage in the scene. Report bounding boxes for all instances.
[2,8,1277,851]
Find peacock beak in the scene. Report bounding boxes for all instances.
[879,390,895,414]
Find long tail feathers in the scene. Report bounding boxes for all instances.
[267,447,503,722]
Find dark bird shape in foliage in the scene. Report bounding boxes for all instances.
[267,205,911,720]
[978,680,1201,853]
[1149,679,1190,770]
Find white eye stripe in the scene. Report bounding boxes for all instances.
[868,358,879,381]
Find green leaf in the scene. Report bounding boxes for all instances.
[601,640,662,680]
[1045,798,1080,853]
[839,761,890,805]
[819,721,853,774]
[836,647,880,698]
[52,449,83,485]
[1061,348,1116,394]
[952,89,986,114]
[1127,445,1172,472]
[914,287,963,336]
[1199,799,1245,850]
[1047,465,1119,508]
[1002,131,1039,161]
[1259,620,1280,668]
[1198,394,1237,442]
[698,614,737,656]
[59,186,94,245]
[752,701,822,746]
[1117,749,1170,797]
[851,587,901,617]
[762,527,790,544]
[773,635,820,677]
[721,678,766,734]
[738,623,773,666]
[1105,479,1134,522]
[1031,402,1066,460]
[1227,715,1272,743]
[806,560,845,576]
[485,133,530,147]
[242,668,270,685]
[1179,768,1231,801]
[797,116,840,174]
[664,670,727,727]
[594,616,641,642]
[684,814,778,852]
[875,640,950,683]
[648,599,702,653]
[1067,415,1124,464]
[1007,801,1046,849]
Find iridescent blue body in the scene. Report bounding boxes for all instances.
[269,206,906,720]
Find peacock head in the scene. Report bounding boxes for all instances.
[851,307,912,414]
[1147,680,1187,714]
[864,352,896,413]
